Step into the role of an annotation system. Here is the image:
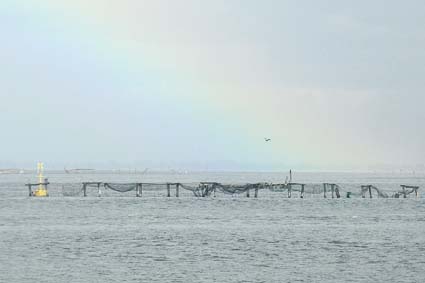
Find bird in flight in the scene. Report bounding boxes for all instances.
[264,138,271,142]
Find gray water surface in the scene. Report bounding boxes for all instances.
[1,172,424,282]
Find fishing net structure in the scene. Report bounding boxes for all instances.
[268,183,322,198]
[360,185,389,198]
[179,183,215,197]
[392,185,419,198]
[57,181,420,199]
[180,183,274,197]
[217,183,263,195]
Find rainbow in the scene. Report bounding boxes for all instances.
[2,1,318,168]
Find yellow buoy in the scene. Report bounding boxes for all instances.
[34,188,48,197]
[33,162,48,197]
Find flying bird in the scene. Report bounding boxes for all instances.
[264,138,271,142]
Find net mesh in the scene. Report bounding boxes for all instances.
[104,183,137,193]
[61,183,83,197]
[179,183,212,197]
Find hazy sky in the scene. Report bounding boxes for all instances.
[1,1,424,170]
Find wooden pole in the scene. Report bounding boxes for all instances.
[335,185,341,198]
[369,185,372,198]
[323,183,327,198]
[203,184,207,197]
[288,184,292,198]
[44,178,49,192]
[331,184,335,199]
[83,183,87,197]
[167,184,171,197]
[28,184,32,197]
[135,184,140,197]
[254,188,258,198]
[97,183,101,197]
[176,183,180,197]
[301,184,305,199]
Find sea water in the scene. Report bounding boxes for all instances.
[0,171,424,282]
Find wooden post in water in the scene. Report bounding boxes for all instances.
[361,186,366,198]
[167,183,171,197]
[368,185,373,198]
[288,184,292,198]
[135,183,141,197]
[83,183,87,197]
[246,189,250,198]
[44,178,49,193]
[27,184,32,197]
[415,187,419,198]
[97,183,101,197]
[331,184,335,199]
[335,185,341,198]
[204,184,208,197]
[301,184,305,198]
[201,184,205,197]
[323,183,327,198]
[254,187,259,198]
[176,183,180,197]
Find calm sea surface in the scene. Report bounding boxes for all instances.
[1,171,424,282]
